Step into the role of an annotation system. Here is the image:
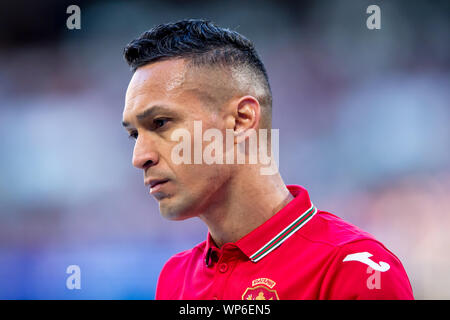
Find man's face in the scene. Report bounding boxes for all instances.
[122,59,232,220]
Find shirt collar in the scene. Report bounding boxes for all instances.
[204,185,317,264]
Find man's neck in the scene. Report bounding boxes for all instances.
[198,166,294,248]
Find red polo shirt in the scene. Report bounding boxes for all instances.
[155,185,414,300]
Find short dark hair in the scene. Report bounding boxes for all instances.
[123,19,272,111]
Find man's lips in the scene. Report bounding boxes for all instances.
[145,179,169,193]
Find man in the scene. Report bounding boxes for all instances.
[121,19,413,300]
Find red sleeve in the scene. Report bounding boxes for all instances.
[155,250,192,300]
[155,260,170,300]
[155,255,184,300]
[320,239,414,300]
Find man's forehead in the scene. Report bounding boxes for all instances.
[123,60,189,123]
[123,59,235,122]
[125,59,188,102]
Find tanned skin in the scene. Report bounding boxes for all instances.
[122,58,293,248]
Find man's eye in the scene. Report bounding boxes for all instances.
[128,131,138,140]
[153,118,169,129]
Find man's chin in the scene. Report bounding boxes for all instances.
[158,197,196,221]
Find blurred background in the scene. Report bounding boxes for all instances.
[0,0,449,299]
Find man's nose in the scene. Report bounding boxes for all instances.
[132,134,159,169]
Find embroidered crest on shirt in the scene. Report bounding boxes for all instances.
[242,278,279,300]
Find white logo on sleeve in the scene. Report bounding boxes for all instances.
[343,252,390,272]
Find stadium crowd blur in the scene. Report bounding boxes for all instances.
[0,0,448,299]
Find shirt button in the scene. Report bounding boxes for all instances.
[219,263,228,273]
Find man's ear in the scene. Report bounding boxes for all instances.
[233,96,261,144]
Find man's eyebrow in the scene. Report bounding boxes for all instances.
[122,105,175,128]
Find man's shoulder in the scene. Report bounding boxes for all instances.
[155,241,206,299]
[298,210,414,299]
[297,209,406,272]
[299,210,379,248]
